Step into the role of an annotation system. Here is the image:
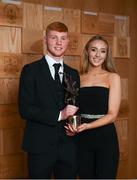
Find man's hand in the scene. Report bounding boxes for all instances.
[64,123,77,136]
[60,105,79,120]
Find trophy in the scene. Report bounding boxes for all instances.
[64,72,81,129]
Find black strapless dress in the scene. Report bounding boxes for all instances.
[77,86,119,179]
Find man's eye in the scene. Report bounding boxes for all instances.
[51,36,56,39]
[61,37,67,40]
[49,36,56,39]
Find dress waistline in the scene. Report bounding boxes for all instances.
[81,114,105,119]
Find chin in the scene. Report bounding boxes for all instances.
[54,51,65,57]
[92,64,102,67]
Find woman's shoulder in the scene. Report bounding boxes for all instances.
[108,72,121,85]
[108,72,120,80]
[80,73,87,80]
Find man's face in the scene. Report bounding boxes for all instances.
[45,30,69,60]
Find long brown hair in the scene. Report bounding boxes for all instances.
[80,35,117,74]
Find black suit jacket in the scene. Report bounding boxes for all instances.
[18,56,80,153]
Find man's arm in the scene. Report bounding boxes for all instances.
[18,64,59,126]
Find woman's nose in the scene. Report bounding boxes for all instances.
[96,50,100,56]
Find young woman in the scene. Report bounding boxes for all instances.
[66,35,121,179]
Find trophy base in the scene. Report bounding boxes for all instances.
[68,115,81,129]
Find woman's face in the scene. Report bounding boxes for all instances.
[87,39,108,67]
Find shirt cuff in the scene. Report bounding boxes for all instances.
[58,112,61,121]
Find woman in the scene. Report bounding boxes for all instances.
[66,35,121,179]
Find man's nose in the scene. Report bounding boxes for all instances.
[56,38,62,45]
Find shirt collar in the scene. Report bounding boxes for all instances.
[45,54,63,67]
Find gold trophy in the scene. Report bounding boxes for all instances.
[64,73,81,129]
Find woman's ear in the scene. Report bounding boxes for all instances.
[85,49,88,57]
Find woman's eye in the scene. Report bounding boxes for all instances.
[101,50,107,53]
[91,48,96,51]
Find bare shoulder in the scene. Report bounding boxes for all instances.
[80,73,87,82]
[108,73,121,88]
[109,72,120,82]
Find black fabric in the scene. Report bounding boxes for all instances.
[19,56,80,152]
[18,56,80,178]
[77,86,119,179]
[79,86,108,115]
[28,141,77,179]
[53,76,64,110]
[53,63,61,82]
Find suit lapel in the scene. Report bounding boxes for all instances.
[39,58,72,109]
[63,63,72,78]
[39,57,60,108]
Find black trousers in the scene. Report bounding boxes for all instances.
[28,141,77,179]
[78,143,119,179]
[77,124,119,179]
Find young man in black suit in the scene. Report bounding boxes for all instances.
[18,22,80,179]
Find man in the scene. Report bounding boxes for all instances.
[18,22,80,179]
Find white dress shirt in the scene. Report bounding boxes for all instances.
[45,55,64,82]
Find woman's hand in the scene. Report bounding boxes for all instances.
[65,122,89,135]
[77,123,89,132]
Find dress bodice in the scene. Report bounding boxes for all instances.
[79,86,109,115]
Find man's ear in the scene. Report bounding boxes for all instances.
[43,36,47,54]
[43,36,47,44]
[67,33,70,42]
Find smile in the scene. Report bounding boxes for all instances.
[54,47,63,50]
